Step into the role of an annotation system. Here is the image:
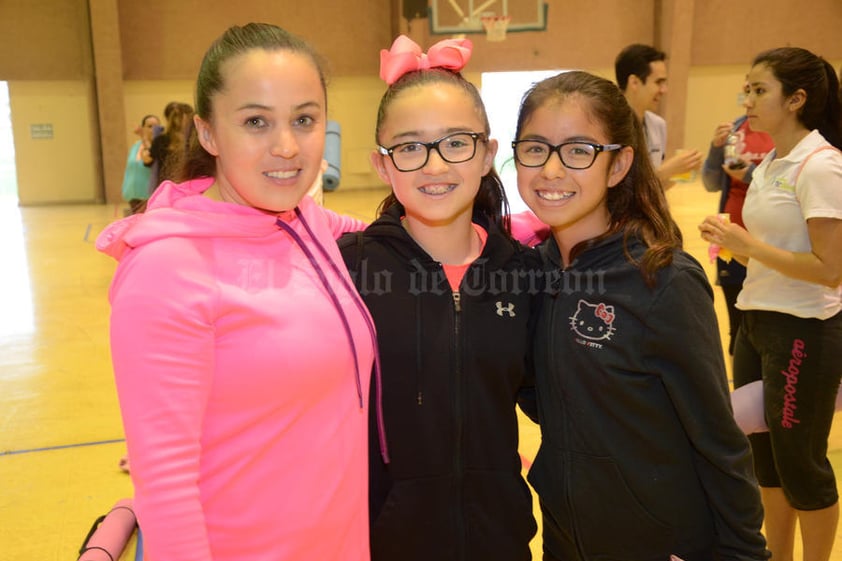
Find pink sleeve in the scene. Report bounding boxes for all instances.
[510,210,550,247]
[109,241,215,561]
[320,207,368,238]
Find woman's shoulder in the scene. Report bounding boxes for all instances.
[120,231,213,274]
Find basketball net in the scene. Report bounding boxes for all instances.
[481,15,511,42]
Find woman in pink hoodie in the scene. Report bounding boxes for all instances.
[97,23,382,561]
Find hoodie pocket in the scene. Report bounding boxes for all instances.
[464,470,537,561]
[370,475,456,560]
[571,453,675,559]
[531,449,676,561]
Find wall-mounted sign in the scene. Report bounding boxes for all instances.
[30,123,53,140]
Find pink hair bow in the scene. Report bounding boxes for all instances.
[379,35,473,85]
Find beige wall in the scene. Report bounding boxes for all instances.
[8,81,100,205]
[683,60,842,158]
[2,0,842,204]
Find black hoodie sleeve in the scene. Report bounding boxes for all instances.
[644,258,769,561]
[337,232,364,291]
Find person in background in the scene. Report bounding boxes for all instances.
[700,46,842,561]
[701,94,774,355]
[615,43,701,189]
[516,70,768,561]
[339,34,539,561]
[97,22,379,561]
[120,114,159,215]
[149,100,194,188]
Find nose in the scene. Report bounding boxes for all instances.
[742,94,753,110]
[540,150,568,179]
[422,146,450,174]
[271,127,299,158]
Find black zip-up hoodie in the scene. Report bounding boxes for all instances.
[529,233,768,561]
[338,205,541,561]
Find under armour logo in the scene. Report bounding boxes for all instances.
[496,301,516,317]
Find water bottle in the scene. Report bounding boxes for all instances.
[724,133,745,169]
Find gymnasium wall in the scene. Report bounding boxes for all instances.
[1,0,841,204]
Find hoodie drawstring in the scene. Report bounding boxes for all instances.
[277,209,389,464]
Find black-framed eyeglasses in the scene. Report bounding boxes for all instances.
[511,140,624,169]
[378,132,486,172]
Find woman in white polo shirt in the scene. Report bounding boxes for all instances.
[700,47,842,561]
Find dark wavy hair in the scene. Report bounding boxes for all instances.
[374,67,510,234]
[752,47,842,150]
[178,23,329,182]
[515,70,682,286]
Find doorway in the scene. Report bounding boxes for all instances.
[0,81,17,203]
[481,69,564,213]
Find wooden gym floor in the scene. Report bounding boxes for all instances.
[1,182,842,560]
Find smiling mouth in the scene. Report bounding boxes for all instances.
[265,170,298,180]
[418,184,456,196]
[537,190,574,201]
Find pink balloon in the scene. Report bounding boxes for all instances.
[731,380,842,435]
[731,381,768,434]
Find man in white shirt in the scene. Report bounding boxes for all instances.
[615,44,701,189]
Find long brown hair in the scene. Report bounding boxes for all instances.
[374,68,510,234]
[515,71,682,286]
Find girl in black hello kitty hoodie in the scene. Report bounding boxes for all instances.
[515,71,768,561]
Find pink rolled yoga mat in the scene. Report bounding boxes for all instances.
[78,498,137,561]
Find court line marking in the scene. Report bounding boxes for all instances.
[1,438,125,457]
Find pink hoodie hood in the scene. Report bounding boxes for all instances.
[97,177,293,260]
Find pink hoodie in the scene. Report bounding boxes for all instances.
[97,178,375,561]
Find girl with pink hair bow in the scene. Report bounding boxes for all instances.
[338,35,541,561]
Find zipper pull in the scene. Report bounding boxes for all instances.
[452,292,461,312]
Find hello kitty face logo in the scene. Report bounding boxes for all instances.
[570,299,616,341]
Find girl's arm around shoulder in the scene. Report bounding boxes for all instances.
[336,231,366,287]
[317,206,368,239]
[645,259,768,561]
[509,210,550,247]
[514,243,543,424]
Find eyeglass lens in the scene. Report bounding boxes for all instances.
[388,133,479,171]
[514,141,601,169]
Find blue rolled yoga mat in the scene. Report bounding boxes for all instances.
[323,120,341,191]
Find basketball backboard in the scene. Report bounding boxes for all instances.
[429,0,547,35]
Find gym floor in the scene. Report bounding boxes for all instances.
[1,182,841,560]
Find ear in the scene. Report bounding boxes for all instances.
[607,146,634,188]
[194,115,218,156]
[481,138,499,176]
[787,88,807,113]
[370,150,392,185]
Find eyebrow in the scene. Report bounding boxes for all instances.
[520,134,600,144]
[235,100,323,112]
[390,126,476,142]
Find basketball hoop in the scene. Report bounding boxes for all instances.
[481,15,511,42]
